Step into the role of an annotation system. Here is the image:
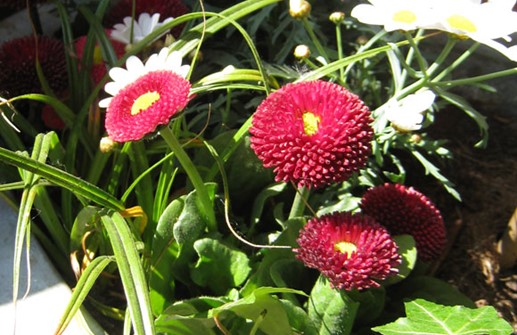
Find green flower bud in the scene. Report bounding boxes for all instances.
[329,12,345,24]
[289,0,311,20]
[294,44,311,59]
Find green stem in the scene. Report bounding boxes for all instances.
[432,42,480,82]
[288,186,310,219]
[335,24,344,81]
[435,66,517,88]
[302,18,329,61]
[160,126,216,232]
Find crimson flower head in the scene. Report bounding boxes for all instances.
[104,0,189,38]
[360,183,446,262]
[98,47,191,142]
[295,212,401,291]
[249,80,373,189]
[0,35,67,98]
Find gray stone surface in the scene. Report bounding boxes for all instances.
[0,198,105,334]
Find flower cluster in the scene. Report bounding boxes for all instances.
[295,212,401,290]
[360,183,447,262]
[249,80,373,189]
[351,0,517,61]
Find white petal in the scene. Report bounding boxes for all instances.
[98,97,112,108]
[125,55,146,78]
[104,81,124,96]
[108,67,129,82]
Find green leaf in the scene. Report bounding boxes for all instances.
[149,197,183,314]
[373,299,514,335]
[191,238,251,295]
[211,287,307,335]
[308,276,359,335]
[390,275,475,308]
[383,235,417,286]
[101,211,155,335]
[280,299,318,335]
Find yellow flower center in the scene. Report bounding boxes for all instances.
[447,15,477,33]
[392,10,417,24]
[131,91,160,115]
[93,46,103,65]
[334,241,357,257]
[302,111,320,136]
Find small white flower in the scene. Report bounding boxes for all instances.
[99,47,189,108]
[351,0,435,32]
[385,90,436,132]
[421,0,517,61]
[110,12,174,45]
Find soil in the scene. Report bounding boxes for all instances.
[413,88,517,331]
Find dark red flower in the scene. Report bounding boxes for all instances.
[42,104,65,130]
[0,35,67,97]
[295,212,401,291]
[249,80,373,188]
[360,183,447,262]
[104,0,189,38]
[74,30,126,87]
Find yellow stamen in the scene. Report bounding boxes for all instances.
[447,15,477,33]
[302,112,321,136]
[392,10,417,24]
[131,91,160,115]
[334,241,357,257]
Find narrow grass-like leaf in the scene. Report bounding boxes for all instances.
[55,256,114,335]
[101,211,155,335]
[0,147,125,211]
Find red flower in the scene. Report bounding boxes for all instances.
[249,80,373,188]
[104,0,189,38]
[0,35,67,97]
[360,183,447,262]
[74,30,126,86]
[295,212,401,291]
[99,48,191,142]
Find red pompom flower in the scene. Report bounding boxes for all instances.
[99,47,191,142]
[0,35,67,98]
[360,183,447,262]
[295,212,401,291]
[249,80,373,189]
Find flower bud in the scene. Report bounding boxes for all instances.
[100,136,117,153]
[329,12,345,24]
[356,35,369,45]
[294,44,311,59]
[289,0,311,19]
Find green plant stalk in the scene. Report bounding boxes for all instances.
[160,126,216,232]
[399,30,425,88]
[302,18,329,61]
[288,186,310,219]
[432,42,480,83]
[404,31,429,79]
[436,66,517,87]
[335,24,345,82]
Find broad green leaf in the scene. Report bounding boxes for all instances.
[191,238,251,295]
[348,287,386,326]
[373,299,514,335]
[308,276,358,335]
[149,198,183,315]
[383,235,417,286]
[211,287,307,335]
[280,299,318,335]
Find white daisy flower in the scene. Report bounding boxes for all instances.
[110,12,174,45]
[99,47,189,108]
[422,0,517,61]
[351,0,435,32]
[385,90,435,132]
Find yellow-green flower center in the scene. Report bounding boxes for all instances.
[334,241,357,257]
[447,15,477,33]
[131,91,160,115]
[302,111,321,136]
[392,10,417,24]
